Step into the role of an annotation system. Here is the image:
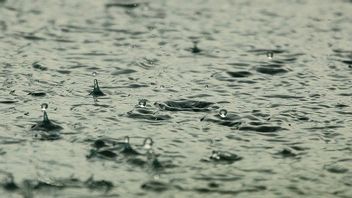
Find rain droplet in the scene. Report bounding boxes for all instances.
[41,103,48,111]
[138,99,147,108]
[267,51,274,59]
[219,109,227,118]
[143,137,154,150]
[92,71,97,77]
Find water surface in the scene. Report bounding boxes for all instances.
[1,0,352,197]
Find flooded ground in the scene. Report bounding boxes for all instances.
[1,0,352,197]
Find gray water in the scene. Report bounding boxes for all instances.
[1,0,352,197]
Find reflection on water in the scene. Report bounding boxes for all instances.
[1,0,352,197]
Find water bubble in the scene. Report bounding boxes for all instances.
[267,51,274,59]
[92,71,97,77]
[41,103,48,111]
[219,109,227,118]
[143,137,154,150]
[138,99,147,108]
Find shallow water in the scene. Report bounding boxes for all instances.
[1,0,352,197]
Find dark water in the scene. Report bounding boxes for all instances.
[1,0,352,197]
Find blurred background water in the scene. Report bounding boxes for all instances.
[0,0,352,197]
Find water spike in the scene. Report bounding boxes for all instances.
[43,111,49,123]
[89,78,105,97]
[31,105,63,132]
[94,79,99,89]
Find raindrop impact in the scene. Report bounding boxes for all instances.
[219,109,228,118]
[267,51,274,59]
[209,150,242,163]
[143,137,154,150]
[138,99,147,108]
[41,103,48,111]
[142,137,162,170]
[89,79,105,97]
[121,136,140,155]
[191,41,201,54]
[31,103,63,133]
[124,136,130,143]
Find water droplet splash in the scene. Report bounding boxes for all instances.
[191,41,201,54]
[124,136,130,144]
[41,103,48,111]
[92,71,97,77]
[93,79,99,89]
[209,150,242,163]
[267,51,274,59]
[138,99,147,108]
[219,109,228,118]
[120,136,140,155]
[89,79,105,97]
[43,110,49,122]
[210,151,221,160]
[31,103,63,133]
[143,137,154,150]
[142,137,162,170]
